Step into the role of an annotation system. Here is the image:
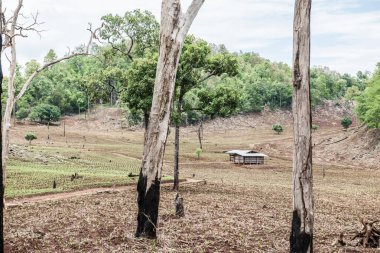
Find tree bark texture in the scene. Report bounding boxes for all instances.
[290,1,313,253]
[136,0,204,239]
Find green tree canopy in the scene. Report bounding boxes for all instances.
[28,104,61,123]
[44,49,58,64]
[356,63,380,128]
[100,9,160,58]
[197,82,242,118]
[122,52,158,122]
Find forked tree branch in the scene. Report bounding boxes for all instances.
[15,23,102,101]
[182,0,205,35]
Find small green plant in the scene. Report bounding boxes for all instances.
[312,124,319,132]
[272,124,283,134]
[341,117,352,129]
[25,133,37,145]
[195,148,202,160]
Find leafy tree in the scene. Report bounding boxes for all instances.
[122,52,158,129]
[197,82,242,118]
[24,133,37,145]
[272,124,283,134]
[356,63,380,128]
[341,117,353,129]
[345,86,361,100]
[100,9,160,58]
[135,0,205,239]
[16,108,29,120]
[29,104,61,123]
[172,38,239,190]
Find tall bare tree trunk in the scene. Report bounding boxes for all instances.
[0,1,4,248]
[135,0,204,239]
[173,92,184,191]
[290,1,313,252]
[2,2,20,223]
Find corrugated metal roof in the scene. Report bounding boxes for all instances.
[226,150,267,157]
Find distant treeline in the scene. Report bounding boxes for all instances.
[1,9,377,128]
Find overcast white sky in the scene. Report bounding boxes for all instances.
[2,0,380,75]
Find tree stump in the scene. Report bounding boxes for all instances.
[175,193,185,217]
[352,219,380,248]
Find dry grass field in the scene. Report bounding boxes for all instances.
[4,111,380,252]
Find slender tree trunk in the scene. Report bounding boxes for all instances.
[197,119,203,149]
[135,0,204,239]
[2,12,18,231]
[1,3,23,249]
[143,112,149,132]
[0,5,4,248]
[173,93,184,191]
[290,1,313,253]
[47,121,50,140]
[87,95,90,118]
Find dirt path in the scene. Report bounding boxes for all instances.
[6,178,202,207]
[164,161,231,165]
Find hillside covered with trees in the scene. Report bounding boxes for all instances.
[1,9,377,129]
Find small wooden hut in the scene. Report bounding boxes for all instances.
[226,150,267,165]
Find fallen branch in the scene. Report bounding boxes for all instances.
[325,136,348,145]
[346,219,380,248]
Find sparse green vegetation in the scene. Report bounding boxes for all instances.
[341,117,353,129]
[272,124,283,134]
[312,124,319,132]
[356,63,380,128]
[6,146,172,198]
[195,148,203,159]
[24,133,37,145]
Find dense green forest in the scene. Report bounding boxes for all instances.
[2,9,378,128]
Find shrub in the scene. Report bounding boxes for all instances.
[29,104,61,123]
[312,124,319,132]
[272,124,283,134]
[195,148,202,159]
[341,117,353,129]
[25,133,37,145]
[16,108,29,120]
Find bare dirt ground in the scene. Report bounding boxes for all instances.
[5,163,380,252]
[4,105,380,252]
